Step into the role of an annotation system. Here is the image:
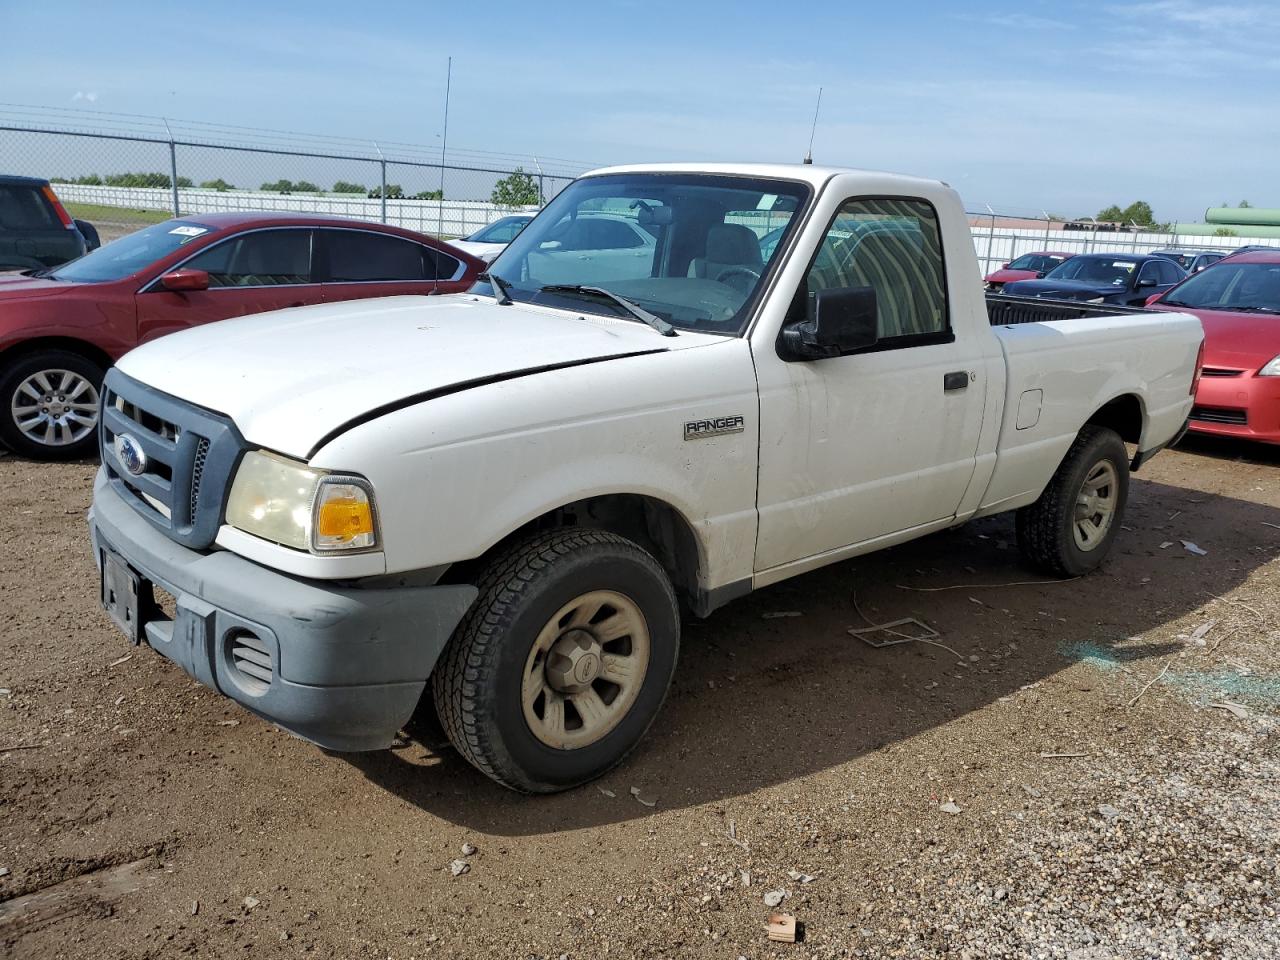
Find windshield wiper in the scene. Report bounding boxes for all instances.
[478,271,513,305]
[538,284,677,337]
[1160,298,1189,307]
[1230,305,1280,314]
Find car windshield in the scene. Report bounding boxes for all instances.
[49,220,214,282]
[1161,261,1280,314]
[474,173,810,334]
[1046,256,1139,286]
[1008,254,1066,272]
[468,216,531,244]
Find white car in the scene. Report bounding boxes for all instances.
[90,162,1202,793]
[449,215,533,262]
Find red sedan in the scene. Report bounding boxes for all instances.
[984,251,1075,291]
[0,213,485,458]
[1148,250,1280,444]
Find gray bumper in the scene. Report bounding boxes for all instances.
[89,469,476,751]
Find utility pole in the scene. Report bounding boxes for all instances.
[438,56,451,238]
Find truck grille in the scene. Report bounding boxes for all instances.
[1190,405,1248,425]
[100,370,245,549]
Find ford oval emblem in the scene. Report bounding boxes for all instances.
[114,433,147,477]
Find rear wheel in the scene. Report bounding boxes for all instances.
[1016,425,1129,577]
[432,529,680,793]
[0,350,104,460]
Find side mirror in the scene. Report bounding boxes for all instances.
[1144,293,1164,307]
[160,268,210,292]
[1034,271,1047,279]
[1002,261,1011,269]
[1136,277,1157,288]
[780,286,878,361]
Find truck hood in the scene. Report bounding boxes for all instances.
[116,294,710,458]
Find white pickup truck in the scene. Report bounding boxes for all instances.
[89,163,1202,793]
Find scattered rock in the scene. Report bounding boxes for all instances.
[243,896,260,909]
[994,887,1008,901]
[190,900,198,916]
[0,866,10,879]
[763,889,786,908]
[597,787,615,798]
[217,719,240,727]
[1181,540,1207,556]
[449,859,470,877]
[1209,701,1249,720]
[940,801,963,815]
[1021,785,1042,799]
[787,870,815,884]
[1098,804,1121,821]
[633,792,658,808]
[460,843,477,857]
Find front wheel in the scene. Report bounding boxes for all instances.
[432,529,680,793]
[0,350,105,460]
[1016,425,1129,577]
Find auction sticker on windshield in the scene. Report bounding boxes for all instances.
[169,226,208,238]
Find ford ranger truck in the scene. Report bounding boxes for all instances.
[88,164,1203,793]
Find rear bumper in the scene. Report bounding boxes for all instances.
[89,468,477,751]
[1189,374,1280,444]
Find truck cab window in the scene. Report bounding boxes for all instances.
[804,198,949,344]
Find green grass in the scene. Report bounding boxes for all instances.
[64,201,172,225]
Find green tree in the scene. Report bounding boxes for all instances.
[367,184,404,199]
[261,179,295,193]
[1096,204,1124,222]
[1213,227,1239,237]
[200,178,235,191]
[413,189,443,200]
[491,168,539,207]
[332,180,366,194]
[293,180,320,192]
[1239,200,1252,208]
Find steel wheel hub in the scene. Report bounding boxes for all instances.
[11,369,100,447]
[522,589,650,750]
[1073,459,1118,551]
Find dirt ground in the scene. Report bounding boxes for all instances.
[1,435,1278,959]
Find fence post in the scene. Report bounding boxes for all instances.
[373,142,387,224]
[163,117,179,216]
[984,204,996,274]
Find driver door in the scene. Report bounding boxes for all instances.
[136,228,319,343]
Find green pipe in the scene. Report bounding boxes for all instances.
[1204,207,1280,227]
[1172,222,1280,239]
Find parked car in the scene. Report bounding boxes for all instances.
[0,175,100,272]
[1150,249,1225,274]
[88,161,1201,793]
[983,251,1075,291]
[1002,252,1185,306]
[0,213,484,458]
[1147,250,1280,444]
[449,214,534,261]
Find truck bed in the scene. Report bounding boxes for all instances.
[986,293,1153,327]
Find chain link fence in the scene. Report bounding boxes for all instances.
[0,106,588,244]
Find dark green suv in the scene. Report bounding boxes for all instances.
[0,176,99,272]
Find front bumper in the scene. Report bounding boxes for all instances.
[89,468,477,751]
[1190,373,1280,445]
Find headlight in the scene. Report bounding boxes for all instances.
[1260,355,1280,377]
[225,450,379,553]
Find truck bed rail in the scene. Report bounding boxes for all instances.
[986,294,1153,327]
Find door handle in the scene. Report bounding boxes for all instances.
[943,371,970,391]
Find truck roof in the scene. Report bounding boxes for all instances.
[582,162,946,193]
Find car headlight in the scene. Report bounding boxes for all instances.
[1260,355,1280,377]
[225,450,379,553]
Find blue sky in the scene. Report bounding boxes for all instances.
[3,0,1277,220]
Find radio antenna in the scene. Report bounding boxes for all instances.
[803,87,823,164]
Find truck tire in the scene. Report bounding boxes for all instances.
[432,529,680,793]
[1016,425,1129,577]
[0,350,105,460]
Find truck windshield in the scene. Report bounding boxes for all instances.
[473,173,811,334]
[49,220,214,283]
[1161,261,1280,314]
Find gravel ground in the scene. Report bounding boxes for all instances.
[1,435,1278,959]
